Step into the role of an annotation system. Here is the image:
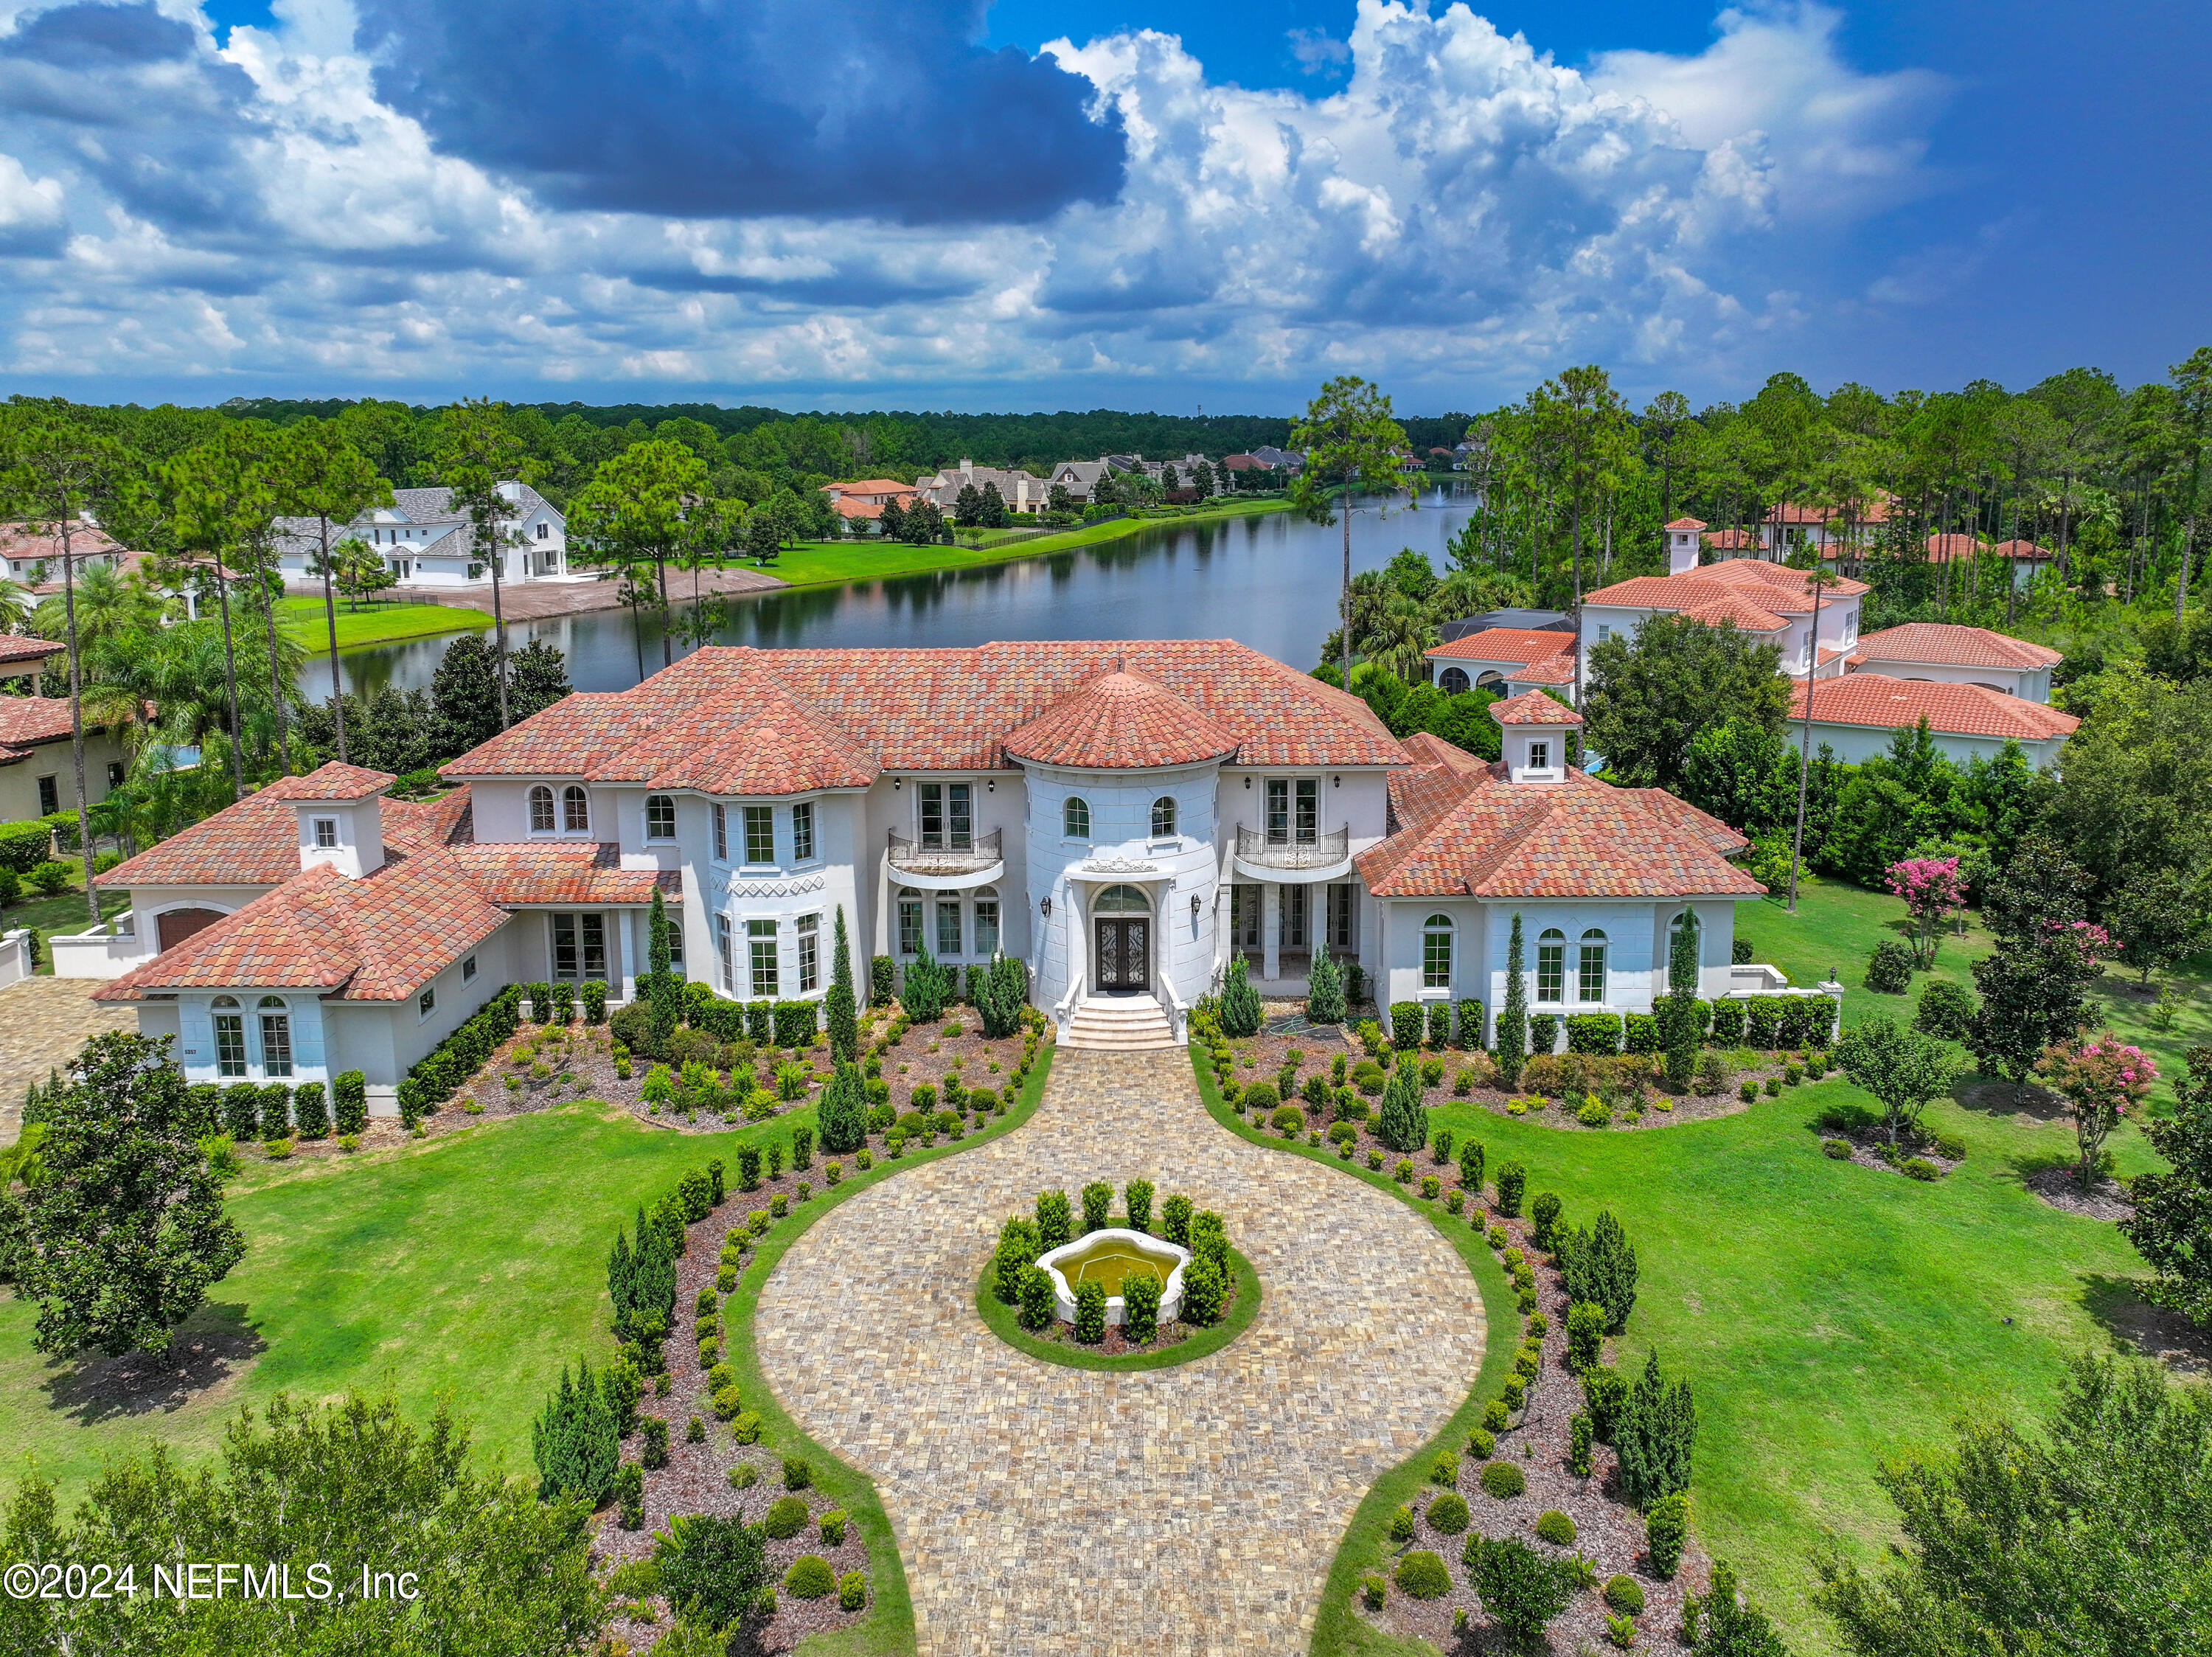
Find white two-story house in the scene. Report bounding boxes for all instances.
[84,642,1779,1105]
[273,482,568,590]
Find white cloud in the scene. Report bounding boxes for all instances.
[0,0,1953,397]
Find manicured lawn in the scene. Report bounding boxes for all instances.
[0,883,131,972]
[274,595,491,651]
[734,498,1291,588]
[0,1103,794,1505]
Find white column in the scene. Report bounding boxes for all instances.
[1262,882,1281,982]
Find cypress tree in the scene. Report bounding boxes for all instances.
[1557,1209,1640,1333]
[1661,911,1700,1092]
[531,1358,619,1504]
[818,1060,867,1155]
[827,906,859,1063]
[1377,1060,1428,1153]
[1220,953,1262,1037]
[1306,939,1345,1024]
[646,887,679,1057]
[1613,1349,1694,1509]
[1498,913,1528,1088]
[607,1226,634,1329]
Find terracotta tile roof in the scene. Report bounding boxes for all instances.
[1001,667,1240,770]
[1360,746,1761,900]
[596,682,880,796]
[1924,533,1982,563]
[445,842,678,906]
[1489,689,1582,727]
[1789,674,2080,743]
[102,779,476,888]
[1585,558,1865,626]
[1397,730,1486,777]
[1663,517,1708,530]
[0,521,128,565]
[1697,557,1869,601]
[1847,624,2062,673]
[0,696,75,757]
[1990,538,2054,561]
[1427,627,1577,664]
[443,640,1405,785]
[383,788,475,850]
[1673,597,1790,633]
[0,635,59,670]
[1506,653,1577,687]
[1703,529,1758,550]
[268,761,394,801]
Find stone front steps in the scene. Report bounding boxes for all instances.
[1060,994,1178,1052]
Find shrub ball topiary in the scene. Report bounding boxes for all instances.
[764,1496,810,1540]
[1823,1138,1854,1159]
[1479,1460,1526,1500]
[1864,939,1915,994]
[784,1555,836,1599]
[1604,1574,1646,1615]
[838,1570,867,1611]
[1902,1156,1941,1181]
[1394,1550,1452,1599]
[1534,1510,1576,1546]
[782,1456,813,1490]
[818,1509,848,1546]
[1360,1573,1388,1611]
[1466,1426,1495,1459]
[1425,1491,1470,1535]
[1388,1504,1416,1543]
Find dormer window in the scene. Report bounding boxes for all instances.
[313,817,338,849]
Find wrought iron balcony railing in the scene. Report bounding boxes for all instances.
[888,826,1002,876]
[1234,824,1349,869]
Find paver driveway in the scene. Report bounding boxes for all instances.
[0,977,132,1144]
[757,1047,1486,1656]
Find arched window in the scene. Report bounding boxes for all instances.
[257,995,293,1079]
[528,785,555,833]
[1475,670,1505,689]
[1537,928,1566,1003]
[644,794,675,841]
[1063,796,1091,840]
[1578,929,1608,1003]
[1439,667,1471,695]
[212,995,246,1077]
[1093,883,1150,911]
[1151,796,1177,838]
[563,785,590,833]
[1422,913,1454,988]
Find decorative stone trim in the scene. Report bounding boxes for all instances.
[712,872,827,900]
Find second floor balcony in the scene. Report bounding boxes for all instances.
[888,826,1003,880]
[1233,824,1351,875]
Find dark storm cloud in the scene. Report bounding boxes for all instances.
[352,0,1125,224]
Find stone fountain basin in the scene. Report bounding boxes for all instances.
[1036,1229,1192,1325]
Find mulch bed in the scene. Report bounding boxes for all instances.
[1356,1197,1711,1653]
[2028,1164,2134,1221]
[993,1271,1241,1358]
[1216,1006,1817,1170]
[1813,1125,1967,1184]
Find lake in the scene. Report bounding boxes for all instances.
[321,487,1478,699]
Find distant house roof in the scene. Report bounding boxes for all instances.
[1788,675,2079,743]
[1585,559,1867,631]
[1427,627,1582,665]
[820,479,919,520]
[0,635,60,673]
[1847,623,2063,673]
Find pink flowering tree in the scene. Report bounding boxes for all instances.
[1885,856,1968,968]
[2037,1032,2158,1188]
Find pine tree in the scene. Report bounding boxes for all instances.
[1306,939,1345,1024]
[1557,1209,1640,1333]
[1498,913,1529,1088]
[902,942,948,1021]
[646,887,679,1057]
[530,1358,619,1504]
[607,1226,635,1329]
[826,906,858,1063]
[818,1060,867,1156]
[1613,1349,1695,1509]
[1220,953,1262,1037]
[1377,1059,1428,1153]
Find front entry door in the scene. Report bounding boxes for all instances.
[1095,917,1150,991]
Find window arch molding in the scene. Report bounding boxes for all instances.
[562,785,591,833]
[1422,912,1454,989]
[1536,927,1567,1003]
[644,793,675,841]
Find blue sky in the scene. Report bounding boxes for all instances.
[0,0,2202,412]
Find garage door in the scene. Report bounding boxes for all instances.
[156,908,223,952]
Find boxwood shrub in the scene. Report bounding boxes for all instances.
[1564,1013,1623,1055]
[1425,1491,1470,1534]
[1478,1460,1526,1500]
[1394,1550,1451,1599]
[784,1555,835,1599]
[763,1497,810,1540]
[1534,1510,1576,1545]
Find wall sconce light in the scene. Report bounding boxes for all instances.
[893,777,902,790]
[987,779,995,793]
[1244,776,1251,789]
[1040,897,1051,918]
[1191,894,1202,920]
[1332,775,1340,787]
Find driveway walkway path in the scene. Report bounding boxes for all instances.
[0,977,131,1144]
[757,1047,1486,1657]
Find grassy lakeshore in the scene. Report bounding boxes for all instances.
[743,496,1293,588]
[273,595,493,652]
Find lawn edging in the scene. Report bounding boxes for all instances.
[717,1042,1057,1656]
[971,1245,1261,1373]
[1186,1043,1520,1657]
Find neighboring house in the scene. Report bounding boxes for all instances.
[1784,675,2078,768]
[1921,534,2055,588]
[820,479,919,521]
[0,697,130,824]
[911,461,1051,515]
[1846,623,2063,703]
[1,521,128,587]
[82,639,1786,1099]
[1357,695,1768,1036]
[1046,459,1110,502]
[1424,628,1580,698]
[1581,533,1868,681]
[273,482,568,590]
[0,636,60,684]
[1251,446,1304,473]
[1439,608,1571,644]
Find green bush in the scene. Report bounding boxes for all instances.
[1220,953,1262,1035]
[1080,1180,1113,1234]
[1124,1178,1154,1233]
[1534,1510,1576,1545]
[1121,1267,1162,1344]
[1644,1490,1689,1577]
[291,1081,329,1140]
[1425,1490,1470,1534]
[1270,1103,1305,1136]
[1479,1460,1526,1500]
[1709,998,1747,1043]
[1016,1265,1055,1330]
[1035,1188,1073,1251]
[784,1555,835,1599]
[1394,1550,1451,1599]
[869,955,896,1004]
[1467,1426,1495,1458]
[1902,1156,1941,1181]
[1934,1131,1968,1161]
[1073,1280,1107,1344]
[1180,1256,1225,1326]
[1567,1300,1605,1372]
[1913,977,1977,1041]
[1351,1059,1387,1097]
[1739,1080,1759,1102]
[1864,939,1915,993]
[1565,1012,1624,1054]
[1239,1081,1279,1114]
[1430,1450,1459,1487]
[782,1456,812,1490]
[1455,998,1484,1049]
[1577,1098,1612,1128]
[1528,1013,1558,1057]
[1388,1503,1415,1542]
[731,1411,762,1444]
[0,819,52,875]
[1161,1193,1192,1245]
[1495,1161,1526,1217]
[1570,1411,1593,1477]
[839,1570,867,1611]
[763,1496,810,1540]
[1822,1138,1854,1159]
[1360,1573,1387,1611]
[1388,1001,1424,1050]
[1604,1573,1646,1614]
[27,861,71,896]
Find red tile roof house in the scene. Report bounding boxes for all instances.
[1573,525,1871,699]
[1845,623,2064,703]
[1921,533,2057,589]
[1422,628,1579,698]
[78,643,1787,1102]
[0,693,133,827]
[1786,675,2079,768]
[818,479,920,521]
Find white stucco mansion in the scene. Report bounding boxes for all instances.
[273,482,569,589]
[78,640,1778,1110]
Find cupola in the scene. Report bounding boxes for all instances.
[1664,518,1708,577]
[276,762,396,878]
[1488,690,1582,784]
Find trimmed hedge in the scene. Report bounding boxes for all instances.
[1455,998,1484,1049]
[1563,1012,1622,1055]
[1389,1001,1424,1051]
[396,983,521,1126]
[0,819,52,875]
[1527,1014,1558,1056]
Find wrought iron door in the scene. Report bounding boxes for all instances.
[1095,917,1149,990]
